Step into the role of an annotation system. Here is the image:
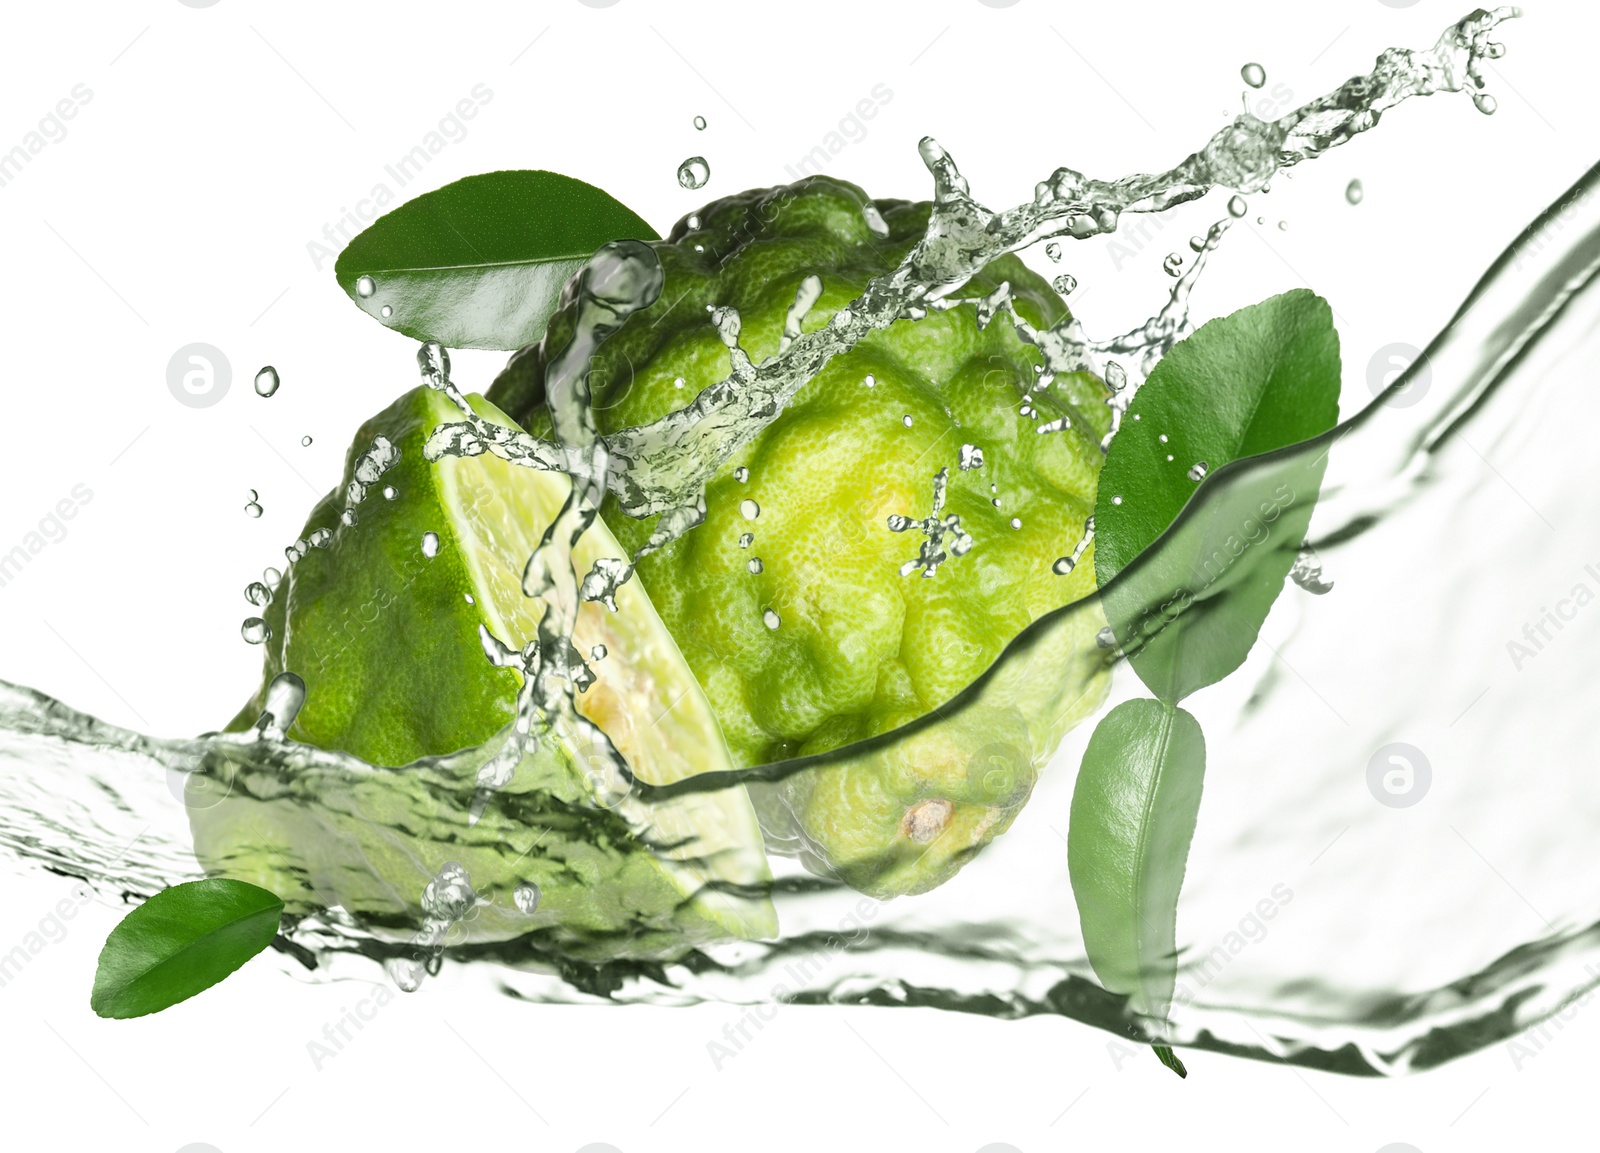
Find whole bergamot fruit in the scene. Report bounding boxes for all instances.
[193,386,776,961]
[488,175,1113,899]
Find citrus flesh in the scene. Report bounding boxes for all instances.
[192,386,775,959]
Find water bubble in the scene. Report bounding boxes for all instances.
[590,644,607,660]
[1158,433,1169,443]
[355,275,376,298]
[748,558,764,574]
[762,608,781,630]
[693,115,707,130]
[863,373,876,388]
[674,376,686,389]
[1111,495,1123,505]
[263,566,282,589]
[340,508,358,527]
[1346,178,1365,205]
[1227,195,1248,218]
[244,498,263,518]
[1045,241,1062,262]
[1241,62,1267,89]
[1277,220,1288,231]
[421,531,440,558]
[244,581,271,607]
[308,527,332,548]
[1010,517,1022,529]
[738,532,754,548]
[241,617,271,645]
[1187,461,1209,481]
[677,155,710,190]
[740,499,760,520]
[1163,253,1184,277]
[380,305,393,318]
[733,466,749,482]
[1051,273,1077,294]
[301,435,313,446]
[514,882,542,914]
[253,366,280,397]
[1256,216,1266,225]
[383,485,397,500]
[685,216,701,231]
[902,414,914,427]
[1472,92,1497,115]
[959,443,985,471]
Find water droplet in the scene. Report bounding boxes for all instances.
[864,373,876,388]
[1163,253,1184,277]
[1189,235,1207,253]
[1045,241,1062,262]
[1095,626,1116,649]
[1051,273,1077,294]
[356,275,376,298]
[1010,517,1022,530]
[733,466,749,482]
[693,115,707,131]
[902,414,914,428]
[244,581,271,607]
[514,882,542,914]
[380,305,393,318]
[1187,461,1209,481]
[748,558,764,574]
[1241,62,1267,89]
[590,644,607,660]
[308,527,333,548]
[674,376,686,389]
[740,499,760,520]
[677,155,710,190]
[959,444,984,471]
[1227,195,1248,218]
[1256,216,1266,225]
[1277,220,1288,231]
[241,617,271,645]
[247,489,258,501]
[738,532,754,548]
[253,366,280,397]
[686,215,701,230]
[1473,91,1497,115]
[1345,178,1364,205]
[301,435,313,446]
[382,485,397,500]
[1111,495,1123,505]
[341,508,358,527]
[464,593,475,605]
[244,500,263,518]
[1053,557,1075,575]
[263,567,282,589]
[421,531,440,558]
[1158,433,1169,443]
[762,608,780,630]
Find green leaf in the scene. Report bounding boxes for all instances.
[1152,1044,1189,1078]
[334,170,658,350]
[91,879,283,1019]
[1068,698,1205,1024]
[1094,290,1341,703]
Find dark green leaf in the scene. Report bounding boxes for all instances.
[91,879,283,1019]
[335,170,658,350]
[1068,698,1205,1024]
[1094,290,1341,703]
[1152,1044,1189,1078]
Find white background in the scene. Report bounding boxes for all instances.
[1,1,1597,1150]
